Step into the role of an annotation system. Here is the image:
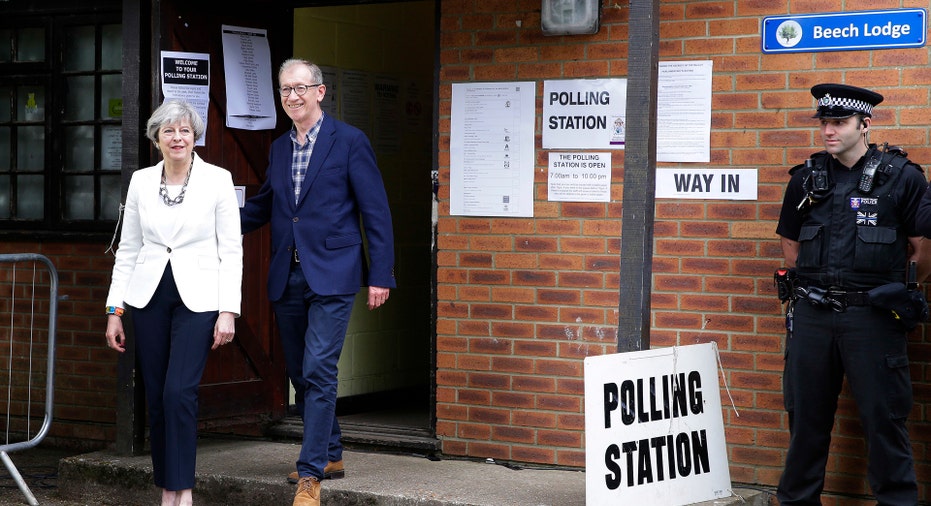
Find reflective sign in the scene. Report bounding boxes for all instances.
[762,9,926,54]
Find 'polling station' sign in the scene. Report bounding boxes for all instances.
[762,9,926,54]
[584,343,732,505]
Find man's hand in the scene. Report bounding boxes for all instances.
[367,286,390,310]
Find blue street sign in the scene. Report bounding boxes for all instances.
[762,9,926,54]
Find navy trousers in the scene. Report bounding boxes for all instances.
[131,263,216,491]
[273,262,355,479]
[777,301,917,505]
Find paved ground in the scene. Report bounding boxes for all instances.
[0,445,88,506]
[1,439,772,506]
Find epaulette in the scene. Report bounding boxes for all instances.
[789,150,830,175]
[884,145,922,173]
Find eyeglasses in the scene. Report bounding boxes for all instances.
[278,84,322,97]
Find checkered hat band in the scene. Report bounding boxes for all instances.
[818,95,873,115]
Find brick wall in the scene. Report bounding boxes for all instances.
[0,240,117,449]
[437,0,931,502]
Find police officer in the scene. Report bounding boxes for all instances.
[775,83,930,505]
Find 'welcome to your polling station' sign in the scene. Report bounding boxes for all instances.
[762,8,926,54]
[584,343,731,505]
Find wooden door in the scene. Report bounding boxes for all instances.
[154,1,295,431]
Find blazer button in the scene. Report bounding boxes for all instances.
[292,217,299,223]
[167,247,172,253]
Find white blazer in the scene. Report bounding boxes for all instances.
[106,153,243,315]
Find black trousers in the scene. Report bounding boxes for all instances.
[777,300,917,505]
[131,263,217,490]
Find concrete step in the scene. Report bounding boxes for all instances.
[58,438,774,506]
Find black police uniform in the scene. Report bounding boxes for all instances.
[774,84,924,505]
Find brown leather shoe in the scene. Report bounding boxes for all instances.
[293,476,320,506]
[287,460,345,483]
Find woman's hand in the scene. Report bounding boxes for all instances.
[105,315,126,353]
[212,311,236,350]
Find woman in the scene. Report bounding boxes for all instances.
[104,99,242,506]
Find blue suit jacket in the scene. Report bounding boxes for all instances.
[241,115,395,301]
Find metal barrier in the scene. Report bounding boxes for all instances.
[0,254,58,506]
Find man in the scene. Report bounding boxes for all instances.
[775,83,929,505]
[241,58,395,506]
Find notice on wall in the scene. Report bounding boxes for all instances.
[655,168,757,200]
[657,60,712,163]
[100,125,122,171]
[373,75,401,154]
[450,81,535,217]
[547,152,611,202]
[340,69,373,140]
[161,50,210,146]
[319,66,339,118]
[221,25,276,131]
[584,343,732,506]
[542,78,627,149]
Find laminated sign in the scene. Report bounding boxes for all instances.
[584,343,732,505]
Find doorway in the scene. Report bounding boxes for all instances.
[270,1,438,453]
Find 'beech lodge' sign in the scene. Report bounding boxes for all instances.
[762,9,926,54]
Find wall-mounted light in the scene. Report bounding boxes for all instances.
[541,0,601,36]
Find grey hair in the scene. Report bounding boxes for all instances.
[279,58,324,86]
[145,99,206,143]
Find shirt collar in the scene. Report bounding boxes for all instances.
[289,112,325,146]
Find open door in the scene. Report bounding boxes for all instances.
[145,1,295,433]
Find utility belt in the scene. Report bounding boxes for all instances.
[793,283,871,312]
[774,267,929,330]
[775,268,874,312]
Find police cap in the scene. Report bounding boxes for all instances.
[811,83,883,119]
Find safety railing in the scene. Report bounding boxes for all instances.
[0,254,58,506]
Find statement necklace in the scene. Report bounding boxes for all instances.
[159,158,192,207]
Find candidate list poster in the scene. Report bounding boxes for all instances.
[451,82,535,217]
[584,343,732,505]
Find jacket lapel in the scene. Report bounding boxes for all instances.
[295,116,335,208]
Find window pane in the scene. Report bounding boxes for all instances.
[16,28,45,63]
[64,126,94,173]
[101,24,121,70]
[0,29,10,63]
[16,175,43,219]
[65,76,94,121]
[63,175,93,219]
[0,176,9,218]
[100,75,121,119]
[63,26,95,72]
[16,127,44,170]
[100,175,120,220]
[0,128,9,170]
[0,86,11,121]
[17,87,45,122]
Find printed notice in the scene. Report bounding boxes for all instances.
[548,152,611,202]
[657,60,712,163]
[340,69,373,139]
[451,82,535,217]
[161,51,210,146]
[221,25,276,131]
[655,168,757,200]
